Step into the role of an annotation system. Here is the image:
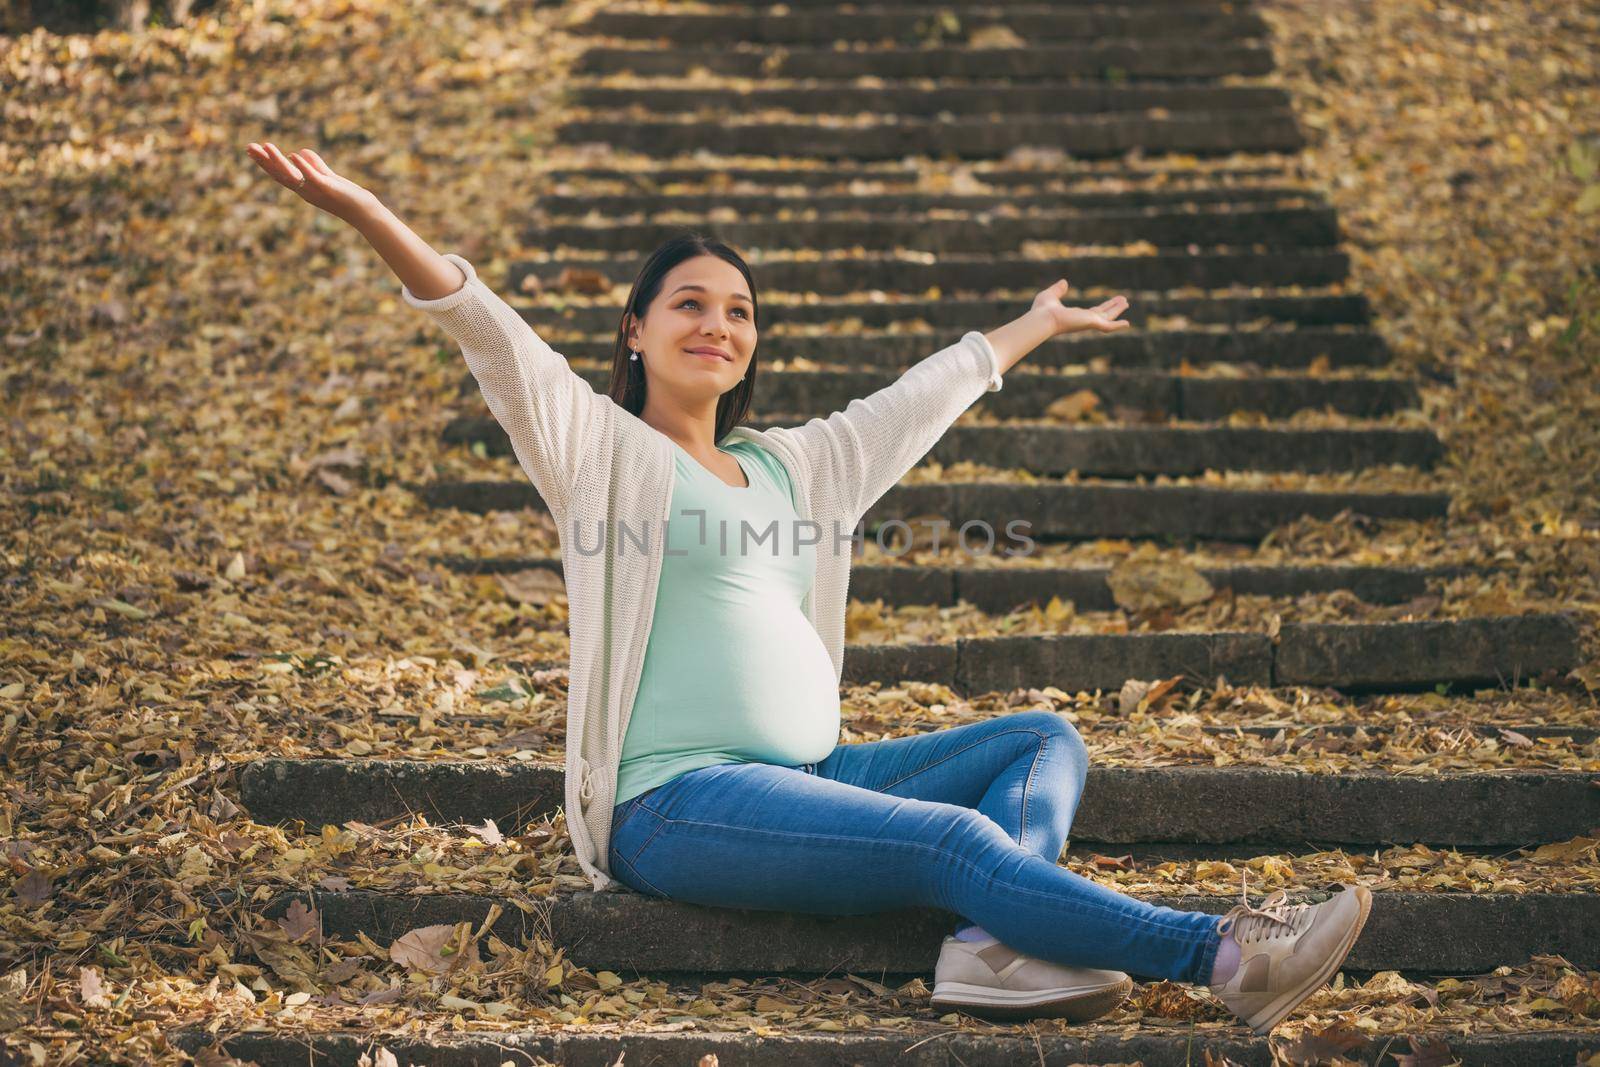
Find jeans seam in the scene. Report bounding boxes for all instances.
[877,727,1051,794]
[1019,733,1047,854]
[626,809,672,865]
[611,846,670,898]
[611,800,643,838]
[635,815,1210,944]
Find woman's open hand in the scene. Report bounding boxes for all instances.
[1031,279,1132,336]
[245,142,380,223]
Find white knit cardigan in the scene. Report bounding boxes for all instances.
[402,253,1004,892]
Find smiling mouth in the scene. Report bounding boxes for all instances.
[685,348,732,361]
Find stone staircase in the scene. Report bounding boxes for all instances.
[178,0,1596,1062]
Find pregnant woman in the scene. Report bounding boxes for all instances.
[247,141,1370,1033]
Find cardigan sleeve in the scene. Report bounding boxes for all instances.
[778,329,1003,525]
[399,253,601,520]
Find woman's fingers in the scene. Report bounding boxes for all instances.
[265,142,304,183]
[290,151,318,183]
[247,143,294,187]
[300,148,334,176]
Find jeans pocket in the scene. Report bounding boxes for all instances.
[608,804,670,899]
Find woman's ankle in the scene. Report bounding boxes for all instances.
[1207,928,1241,986]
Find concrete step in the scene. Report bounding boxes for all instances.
[446,422,1441,477]
[166,1026,1600,1067]
[240,758,1596,849]
[530,183,1325,219]
[537,160,1300,188]
[197,883,1600,974]
[575,42,1277,81]
[508,295,1376,334]
[476,298,1380,337]
[339,611,1584,690]
[838,614,1578,692]
[579,7,1270,45]
[727,0,1257,6]
[524,201,1340,254]
[454,366,1420,420]
[434,558,1470,612]
[508,250,1347,300]
[554,110,1305,160]
[569,80,1293,117]
[372,690,1600,745]
[412,479,1451,541]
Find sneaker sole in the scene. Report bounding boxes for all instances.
[930,975,1134,1023]
[1242,884,1373,1035]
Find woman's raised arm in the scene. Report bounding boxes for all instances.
[246,141,465,298]
[776,282,1132,527]
[244,141,604,520]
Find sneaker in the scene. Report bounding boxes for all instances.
[1207,874,1372,1035]
[931,933,1134,1022]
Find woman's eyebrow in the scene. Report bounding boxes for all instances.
[669,284,753,305]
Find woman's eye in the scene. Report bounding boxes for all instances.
[680,299,748,319]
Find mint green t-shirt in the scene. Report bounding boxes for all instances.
[613,437,841,806]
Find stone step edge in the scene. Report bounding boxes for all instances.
[580,37,1279,51]
[536,162,1297,182]
[344,695,1600,745]
[436,556,1476,612]
[192,886,1600,975]
[164,1027,1600,1067]
[238,761,1600,849]
[556,107,1292,127]
[530,196,1323,223]
[412,480,1456,536]
[445,419,1445,476]
[533,180,1324,204]
[394,611,1578,693]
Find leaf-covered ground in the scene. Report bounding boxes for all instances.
[2,0,1599,1062]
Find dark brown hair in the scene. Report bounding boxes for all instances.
[607,231,760,444]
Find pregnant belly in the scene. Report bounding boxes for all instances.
[650,605,840,763]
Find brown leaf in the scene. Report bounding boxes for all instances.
[1277,1021,1367,1065]
[1044,388,1101,422]
[307,445,364,471]
[172,569,214,592]
[1118,678,1154,716]
[494,568,566,606]
[193,1044,260,1067]
[1107,558,1214,613]
[357,1048,401,1067]
[1391,1035,1457,1067]
[245,933,321,990]
[316,467,355,496]
[1090,853,1135,870]
[276,898,322,945]
[1134,979,1211,1019]
[13,868,53,906]
[551,266,611,295]
[1116,676,1184,716]
[321,957,366,984]
[468,818,504,846]
[208,787,240,822]
[390,923,465,975]
[79,966,111,1009]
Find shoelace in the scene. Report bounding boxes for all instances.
[1215,872,1313,944]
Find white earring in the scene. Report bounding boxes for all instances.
[630,349,640,361]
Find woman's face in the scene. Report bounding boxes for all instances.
[628,255,756,402]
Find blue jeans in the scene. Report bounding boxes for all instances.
[607,710,1224,983]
